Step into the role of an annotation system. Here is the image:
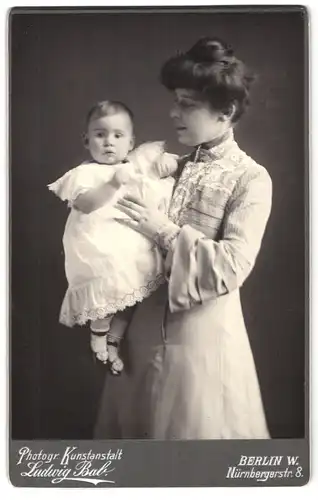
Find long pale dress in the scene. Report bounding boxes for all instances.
[94,130,272,439]
[48,144,175,327]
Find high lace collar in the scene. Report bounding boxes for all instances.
[191,128,236,163]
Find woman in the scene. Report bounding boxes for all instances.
[94,37,272,439]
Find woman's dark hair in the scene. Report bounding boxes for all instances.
[160,37,256,122]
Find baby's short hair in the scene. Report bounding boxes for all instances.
[85,100,134,129]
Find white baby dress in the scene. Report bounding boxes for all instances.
[48,142,176,327]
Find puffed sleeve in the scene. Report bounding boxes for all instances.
[153,153,179,178]
[128,141,164,176]
[47,164,100,207]
[167,166,272,312]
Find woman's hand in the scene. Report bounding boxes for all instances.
[115,196,180,251]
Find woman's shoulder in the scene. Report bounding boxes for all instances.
[226,146,272,188]
[196,146,270,195]
[224,147,272,204]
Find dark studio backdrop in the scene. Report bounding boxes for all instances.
[10,8,307,439]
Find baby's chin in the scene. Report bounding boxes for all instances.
[92,154,124,166]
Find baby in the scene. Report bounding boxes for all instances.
[48,100,177,374]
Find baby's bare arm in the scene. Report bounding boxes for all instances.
[73,166,132,214]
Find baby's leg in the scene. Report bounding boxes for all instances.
[107,307,135,374]
[90,316,113,364]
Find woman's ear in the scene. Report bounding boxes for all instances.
[82,132,89,149]
[219,103,236,122]
[225,103,236,122]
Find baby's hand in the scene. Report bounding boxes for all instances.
[113,163,135,186]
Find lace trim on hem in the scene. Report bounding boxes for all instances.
[59,274,166,327]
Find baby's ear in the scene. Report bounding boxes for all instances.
[82,132,89,149]
[129,135,135,152]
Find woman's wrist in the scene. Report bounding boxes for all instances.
[157,223,180,252]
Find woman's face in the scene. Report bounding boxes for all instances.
[170,89,229,147]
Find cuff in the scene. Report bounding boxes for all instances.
[158,223,180,252]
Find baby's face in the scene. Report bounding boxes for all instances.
[85,113,134,165]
